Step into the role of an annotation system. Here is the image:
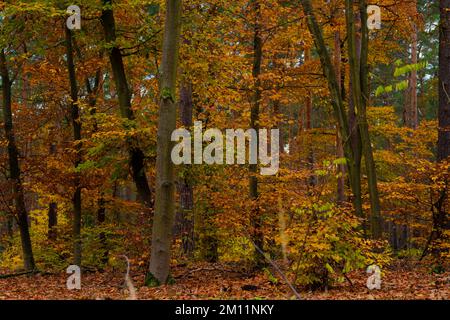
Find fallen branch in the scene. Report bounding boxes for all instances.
[0,270,36,279]
[245,233,302,300]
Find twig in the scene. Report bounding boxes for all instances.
[121,255,137,300]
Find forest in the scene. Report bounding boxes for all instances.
[0,0,448,300]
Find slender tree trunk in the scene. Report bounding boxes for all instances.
[101,0,153,211]
[148,0,182,285]
[65,26,82,266]
[97,196,108,264]
[174,81,194,256]
[249,0,265,268]
[334,31,346,203]
[0,49,35,271]
[359,0,382,238]
[347,0,382,238]
[405,23,419,129]
[273,100,284,154]
[48,143,57,241]
[48,202,57,241]
[400,18,419,249]
[304,48,317,187]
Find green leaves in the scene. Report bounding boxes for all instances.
[375,61,428,97]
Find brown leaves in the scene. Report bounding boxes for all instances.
[0,262,447,300]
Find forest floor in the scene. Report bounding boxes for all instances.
[0,261,448,300]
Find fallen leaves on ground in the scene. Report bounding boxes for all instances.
[0,262,448,300]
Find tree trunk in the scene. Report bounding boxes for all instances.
[300,0,362,220]
[405,23,419,129]
[431,0,450,259]
[65,26,82,266]
[174,81,195,256]
[346,0,382,238]
[47,202,57,241]
[0,49,35,271]
[304,48,318,188]
[250,0,265,268]
[334,30,346,203]
[100,0,153,211]
[148,0,182,285]
[438,0,450,161]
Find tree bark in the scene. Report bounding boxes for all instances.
[148,0,182,285]
[347,0,382,238]
[48,143,57,242]
[47,202,57,241]
[405,23,419,129]
[300,0,363,220]
[304,48,317,187]
[431,0,450,259]
[334,30,346,203]
[174,81,194,256]
[65,26,82,266]
[250,0,265,268]
[101,0,153,211]
[0,49,35,271]
[438,0,450,161]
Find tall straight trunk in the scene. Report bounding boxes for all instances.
[179,82,195,256]
[175,81,194,256]
[0,49,35,271]
[405,23,419,129]
[65,26,82,266]
[399,19,418,250]
[148,0,182,285]
[273,100,284,154]
[359,0,382,238]
[250,0,265,268]
[304,48,317,187]
[346,0,382,238]
[438,0,450,162]
[334,31,346,203]
[438,0,450,159]
[432,0,450,256]
[101,0,153,210]
[347,6,364,227]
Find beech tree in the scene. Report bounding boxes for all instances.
[148,0,182,285]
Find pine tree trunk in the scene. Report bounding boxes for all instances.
[432,0,450,259]
[438,0,450,161]
[148,0,182,285]
[0,49,35,271]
